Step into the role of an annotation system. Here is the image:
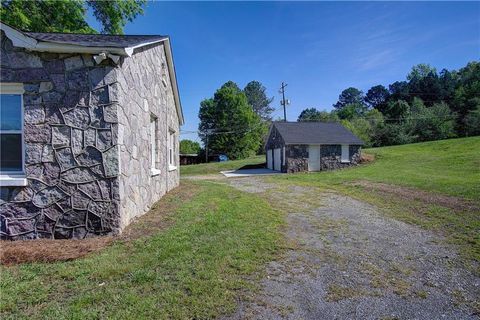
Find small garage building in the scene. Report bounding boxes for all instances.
[265,122,364,173]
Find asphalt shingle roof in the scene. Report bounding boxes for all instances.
[24,32,167,48]
[273,122,364,145]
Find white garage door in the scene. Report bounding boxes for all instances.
[266,149,273,169]
[308,145,320,171]
[274,148,281,171]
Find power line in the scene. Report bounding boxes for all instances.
[180,114,457,137]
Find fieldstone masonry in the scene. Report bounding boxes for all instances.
[320,144,361,171]
[285,145,309,173]
[0,31,180,240]
[115,44,179,229]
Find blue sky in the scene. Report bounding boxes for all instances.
[110,1,478,142]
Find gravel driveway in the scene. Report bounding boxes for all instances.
[226,177,479,320]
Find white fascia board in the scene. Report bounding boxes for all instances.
[34,38,168,56]
[34,42,129,56]
[0,22,37,48]
[124,38,168,56]
[163,38,185,125]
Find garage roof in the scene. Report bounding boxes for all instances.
[272,122,364,145]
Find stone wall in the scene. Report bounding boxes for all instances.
[282,144,362,172]
[115,44,180,229]
[319,144,361,171]
[0,31,121,239]
[285,145,308,173]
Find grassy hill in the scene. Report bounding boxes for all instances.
[182,137,479,200]
[281,136,480,201]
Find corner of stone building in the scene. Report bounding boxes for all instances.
[0,35,125,239]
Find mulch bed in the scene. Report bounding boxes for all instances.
[0,182,198,266]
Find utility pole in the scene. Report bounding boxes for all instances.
[279,82,290,121]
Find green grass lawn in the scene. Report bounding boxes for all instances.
[277,136,480,201]
[2,137,479,318]
[180,155,265,176]
[0,181,282,319]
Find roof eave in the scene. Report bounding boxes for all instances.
[1,22,184,126]
[163,38,184,125]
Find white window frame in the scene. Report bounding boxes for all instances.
[150,114,161,176]
[0,83,27,186]
[168,128,177,171]
[341,144,350,163]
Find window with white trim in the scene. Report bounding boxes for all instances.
[1,83,25,177]
[341,144,350,163]
[150,114,160,176]
[168,129,176,170]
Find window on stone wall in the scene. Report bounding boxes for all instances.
[341,144,350,163]
[150,114,161,176]
[168,129,176,170]
[0,83,25,184]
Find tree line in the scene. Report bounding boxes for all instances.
[298,62,480,147]
[188,61,479,160]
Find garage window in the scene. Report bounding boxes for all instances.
[341,144,350,163]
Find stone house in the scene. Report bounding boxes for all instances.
[265,122,363,173]
[0,23,184,240]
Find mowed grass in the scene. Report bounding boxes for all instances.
[276,136,480,201]
[0,181,283,319]
[180,155,265,176]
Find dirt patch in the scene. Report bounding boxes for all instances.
[0,182,199,266]
[360,153,375,163]
[350,180,479,213]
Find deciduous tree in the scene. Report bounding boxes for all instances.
[198,81,264,160]
[0,0,145,34]
[180,140,201,154]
